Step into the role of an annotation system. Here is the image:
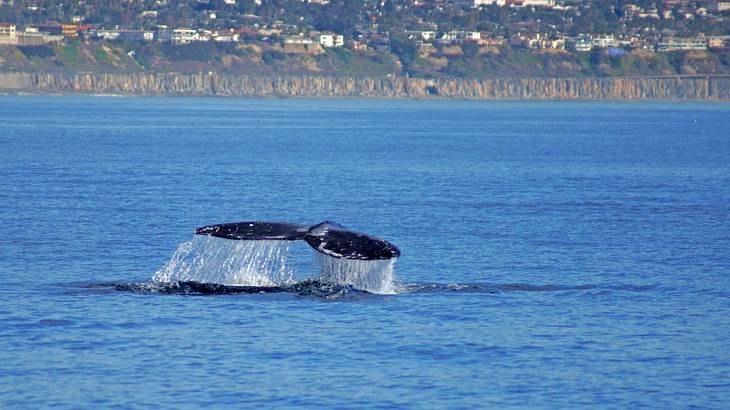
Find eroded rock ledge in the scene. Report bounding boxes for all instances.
[1,72,728,99]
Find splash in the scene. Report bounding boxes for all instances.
[152,235,401,294]
[314,252,401,294]
[152,236,295,286]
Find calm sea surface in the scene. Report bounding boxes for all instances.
[1,96,729,408]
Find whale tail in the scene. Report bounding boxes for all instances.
[194,221,400,261]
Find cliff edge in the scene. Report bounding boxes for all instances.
[1,71,729,99]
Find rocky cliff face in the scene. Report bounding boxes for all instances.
[1,72,728,99]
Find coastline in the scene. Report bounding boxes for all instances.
[1,71,729,100]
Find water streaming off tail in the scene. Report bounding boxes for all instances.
[314,252,401,294]
[153,236,295,286]
[153,235,401,294]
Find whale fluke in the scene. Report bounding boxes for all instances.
[195,221,309,241]
[195,221,400,261]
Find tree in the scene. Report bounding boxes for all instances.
[389,34,418,73]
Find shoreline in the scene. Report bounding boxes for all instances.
[3,90,730,103]
[1,71,729,100]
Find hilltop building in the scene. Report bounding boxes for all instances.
[708,35,730,49]
[0,23,63,45]
[0,23,16,43]
[657,37,708,52]
[710,1,730,12]
[566,36,592,52]
[451,0,554,8]
[173,28,200,44]
[592,35,618,48]
[317,33,344,48]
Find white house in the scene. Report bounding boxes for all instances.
[657,37,708,52]
[0,23,16,44]
[317,33,344,47]
[465,31,481,41]
[96,29,122,41]
[213,30,240,42]
[520,0,555,7]
[173,28,199,44]
[0,23,16,38]
[441,31,482,43]
[711,1,730,12]
[452,0,506,7]
[566,37,592,52]
[592,34,618,48]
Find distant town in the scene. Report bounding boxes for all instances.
[1,0,729,78]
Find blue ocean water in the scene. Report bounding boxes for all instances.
[0,96,729,408]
